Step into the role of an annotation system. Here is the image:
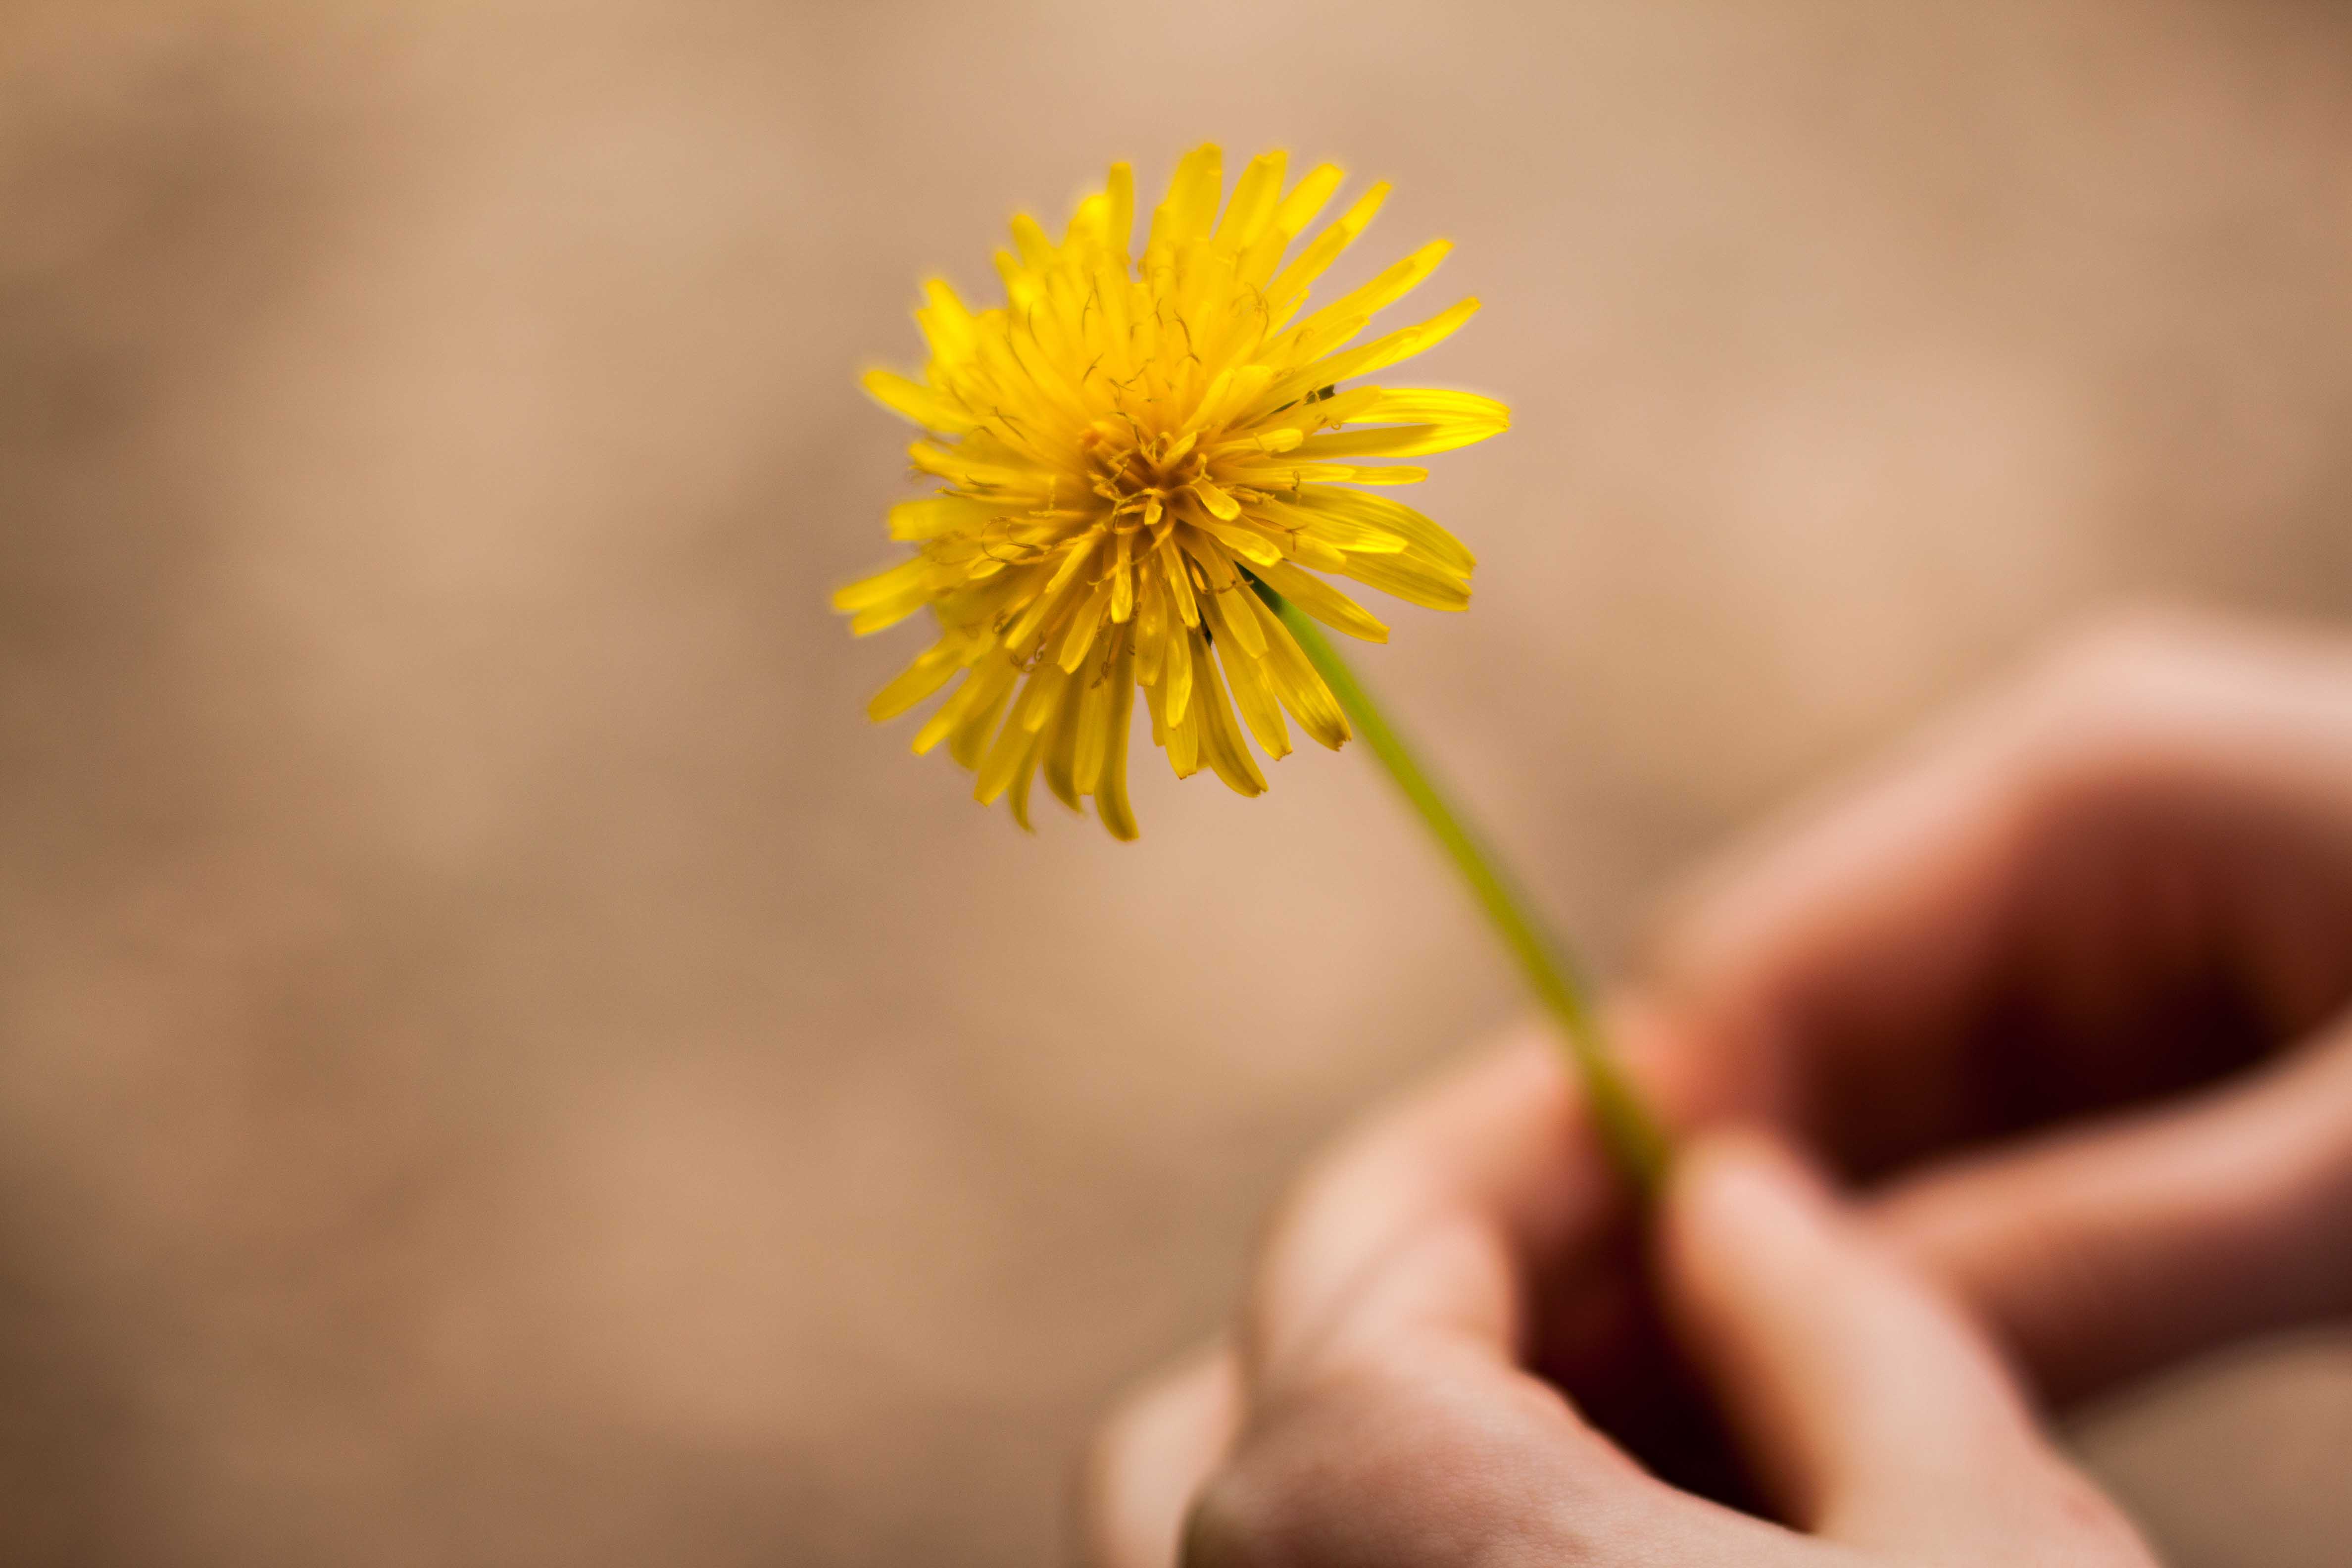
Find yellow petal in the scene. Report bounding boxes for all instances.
[1009,211,1055,269]
[1158,535,1201,629]
[1214,150,1286,247]
[975,697,1046,803]
[1253,493,1405,554]
[1072,630,1127,793]
[1275,240,1451,361]
[832,555,930,612]
[949,668,1018,769]
[1291,487,1476,574]
[1218,642,1290,760]
[907,441,1058,496]
[1001,537,1099,653]
[1054,580,1112,673]
[862,370,977,433]
[1290,425,1491,459]
[1134,573,1170,686]
[867,640,963,721]
[1012,660,1072,734]
[1251,559,1390,642]
[1163,604,1195,725]
[1188,479,1242,521]
[833,557,934,636]
[1191,644,1267,796]
[1105,162,1135,258]
[1218,460,1403,487]
[1266,182,1389,320]
[1205,427,1304,460]
[1150,672,1201,779]
[994,247,1039,309]
[1249,593,1351,749]
[1357,388,1511,431]
[1063,189,1112,251]
[1266,297,1481,404]
[1041,671,1087,809]
[915,657,1014,758]
[1187,364,1276,434]
[1339,550,1471,612]
[914,279,978,367]
[887,496,1003,539]
[1184,511,1284,569]
[1148,144,1224,253]
[1201,597,1287,760]
[1210,582,1267,658]
[1270,164,1345,248]
[1269,462,1429,486]
[1007,742,1043,831]
[1281,531,1349,573]
[1243,385,1380,437]
[1094,638,1140,839]
[1109,536,1137,624]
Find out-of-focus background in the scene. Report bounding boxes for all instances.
[4,1,2351,1564]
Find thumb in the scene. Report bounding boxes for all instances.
[1873,1020,2352,1403]
[1657,1131,2150,1559]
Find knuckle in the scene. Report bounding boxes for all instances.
[1177,1365,1446,1568]
[2008,599,2330,764]
[2034,602,2217,693]
[2004,606,2218,764]
[1973,602,2330,830]
[1179,1458,1308,1568]
[1181,1354,1607,1568]
[2017,1455,2165,1566]
[1179,1401,1394,1568]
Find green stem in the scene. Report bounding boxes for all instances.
[1257,583,1670,1194]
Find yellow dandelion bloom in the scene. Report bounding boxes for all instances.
[835,144,1507,838]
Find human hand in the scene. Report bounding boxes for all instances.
[1082,611,2352,1566]
[1092,1053,2158,1566]
[1644,610,2352,1397]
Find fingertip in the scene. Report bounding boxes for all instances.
[1658,1130,1848,1417]
[1676,1127,1824,1194]
[1664,1129,1835,1285]
[1660,1133,2107,1550]
[1079,1347,1244,1568]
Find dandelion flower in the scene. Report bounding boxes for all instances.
[835,144,1508,838]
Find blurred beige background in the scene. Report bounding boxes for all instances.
[3,1,2350,1564]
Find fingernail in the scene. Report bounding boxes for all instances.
[1678,1130,1833,1244]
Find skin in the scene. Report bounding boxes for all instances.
[1079,608,2352,1568]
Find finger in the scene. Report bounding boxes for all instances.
[1181,1325,1706,1568]
[1183,1024,1715,1568]
[1242,1030,1585,1385]
[1643,611,2352,1172]
[1171,1024,1830,1568]
[1239,1011,1718,1393]
[1192,1210,1757,1568]
[1875,1010,2352,1402]
[1659,1131,2150,1559]
[1080,1347,1244,1568]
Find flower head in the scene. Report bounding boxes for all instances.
[835,144,1506,838]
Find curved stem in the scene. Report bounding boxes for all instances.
[1258,584,1670,1193]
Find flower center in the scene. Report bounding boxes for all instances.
[1082,426,1210,533]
